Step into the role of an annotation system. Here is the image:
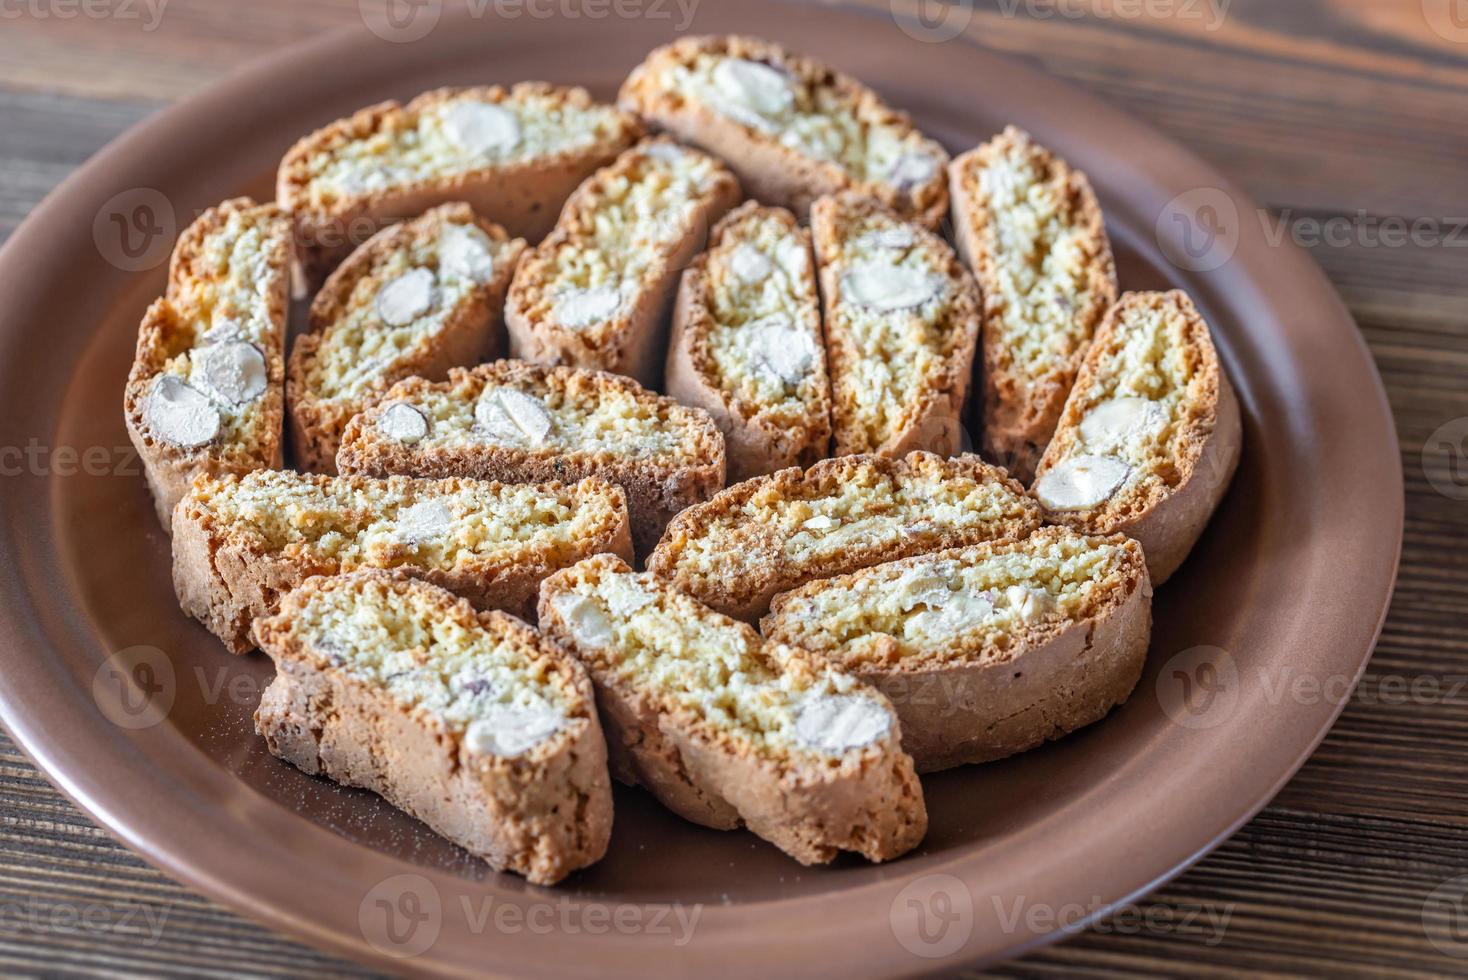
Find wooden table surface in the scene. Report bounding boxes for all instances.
[1,1,1464,975]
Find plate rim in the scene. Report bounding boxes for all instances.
[0,3,1403,975]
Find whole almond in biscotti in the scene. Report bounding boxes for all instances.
[537,553,926,865]
[811,192,982,458]
[122,198,292,531]
[762,527,1151,773]
[620,35,949,228]
[278,83,642,285]
[949,126,1118,482]
[504,138,741,387]
[252,570,613,885]
[171,469,633,654]
[336,360,726,558]
[1031,289,1241,585]
[287,203,526,473]
[665,202,830,482]
[647,452,1043,621]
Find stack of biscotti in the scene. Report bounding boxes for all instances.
[123,198,293,529]
[254,570,612,884]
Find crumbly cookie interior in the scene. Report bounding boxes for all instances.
[699,207,824,422]
[189,471,622,571]
[955,130,1107,381]
[822,203,968,450]
[303,213,511,401]
[548,563,890,760]
[302,88,628,208]
[766,529,1133,669]
[284,574,574,735]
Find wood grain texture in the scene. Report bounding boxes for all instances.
[1,0,1464,975]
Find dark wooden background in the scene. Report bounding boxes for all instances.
[1,0,1465,975]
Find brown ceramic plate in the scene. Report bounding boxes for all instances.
[0,3,1401,975]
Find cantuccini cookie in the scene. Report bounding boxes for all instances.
[647,452,1043,621]
[537,554,926,865]
[1031,290,1241,585]
[123,198,292,530]
[949,126,1118,482]
[811,192,982,458]
[505,138,741,386]
[762,528,1150,772]
[171,470,632,653]
[287,203,526,473]
[278,83,641,284]
[253,570,612,885]
[336,360,726,558]
[665,202,830,482]
[620,35,949,227]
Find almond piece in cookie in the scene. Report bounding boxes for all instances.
[504,138,741,386]
[647,452,1043,621]
[287,203,526,473]
[537,554,925,865]
[252,570,612,885]
[278,83,641,285]
[620,35,949,228]
[762,528,1150,772]
[666,202,830,482]
[811,192,982,458]
[337,360,726,558]
[949,126,1118,481]
[123,198,292,530]
[171,470,633,653]
[1032,290,1241,585]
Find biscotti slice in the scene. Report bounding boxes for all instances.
[278,83,642,284]
[648,452,1043,621]
[620,35,949,228]
[665,202,830,482]
[287,203,527,473]
[537,554,925,865]
[504,138,741,386]
[336,360,726,558]
[122,198,292,530]
[172,470,633,654]
[811,192,982,458]
[949,127,1118,482]
[1031,290,1241,585]
[252,570,612,885]
[762,528,1150,773]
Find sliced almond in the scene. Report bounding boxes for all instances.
[891,152,940,189]
[728,243,772,284]
[744,315,815,386]
[1079,397,1168,450]
[712,57,794,121]
[396,498,453,543]
[144,375,220,448]
[551,593,614,647]
[793,693,891,754]
[378,402,429,444]
[441,100,522,157]
[1034,454,1130,511]
[375,268,438,326]
[475,387,553,446]
[1003,585,1055,624]
[553,283,621,329]
[463,700,565,758]
[439,223,496,283]
[199,340,267,405]
[841,261,942,312]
